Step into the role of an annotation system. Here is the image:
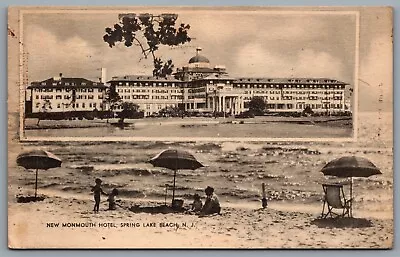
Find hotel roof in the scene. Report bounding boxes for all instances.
[28,77,107,89]
[233,77,348,84]
[109,75,182,83]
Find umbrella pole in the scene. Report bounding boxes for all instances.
[165,184,168,206]
[35,168,38,199]
[350,177,353,217]
[172,169,177,205]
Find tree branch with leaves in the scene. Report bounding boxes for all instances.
[103,13,191,78]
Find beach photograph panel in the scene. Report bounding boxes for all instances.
[7,6,393,249]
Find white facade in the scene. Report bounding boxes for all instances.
[28,76,106,114]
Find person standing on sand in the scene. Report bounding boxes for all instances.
[91,178,108,212]
[200,186,221,215]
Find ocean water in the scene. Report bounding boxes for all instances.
[8,112,393,209]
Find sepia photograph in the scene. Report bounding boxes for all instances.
[7,6,393,249]
[13,7,359,141]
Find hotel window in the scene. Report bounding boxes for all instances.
[56,95,62,100]
[82,103,86,108]
[41,82,46,85]
[88,95,94,99]
[93,103,96,108]
[89,103,92,108]
[76,103,79,108]
[82,89,87,92]
[88,88,94,92]
[35,95,39,99]
[81,82,87,86]
[57,104,61,108]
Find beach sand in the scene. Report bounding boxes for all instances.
[8,189,392,249]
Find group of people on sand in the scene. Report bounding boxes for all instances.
[91,178,119,212]
[91,178,221,216]
[189,186,221,216]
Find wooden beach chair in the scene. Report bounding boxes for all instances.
[321,183,352,218]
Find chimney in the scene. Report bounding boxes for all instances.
[101,68,107,84]
[54,73,62,81]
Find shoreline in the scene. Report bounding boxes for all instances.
[24,116,352,130]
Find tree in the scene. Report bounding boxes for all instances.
[104,84,122,122]
[36,99,52,126]
[248,97,267,116]
[159,105,180,117]
[118,102,140,124]
[302,106,314,116]
[103,13,191,78]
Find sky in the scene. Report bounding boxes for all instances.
[13,7,393,111]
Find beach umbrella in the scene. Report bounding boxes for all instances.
[16,150,62,198]
[320,156,381,216]
[148,149,204,204]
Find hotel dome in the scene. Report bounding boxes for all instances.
[188,55,210,64]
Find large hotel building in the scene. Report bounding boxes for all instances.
[27,49,349,117]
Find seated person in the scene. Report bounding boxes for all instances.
[191,193,203,212]
[107,188,119,210]
[200,186,221,215]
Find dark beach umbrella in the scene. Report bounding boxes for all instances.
[16,150,62,198]
[321,156,381,216]
[148,149,204,203]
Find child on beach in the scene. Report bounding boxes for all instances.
[191,193,203,213]
[107,188,119,210]
[91,178,108,212]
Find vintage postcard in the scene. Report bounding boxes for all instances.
[8,6,393,248]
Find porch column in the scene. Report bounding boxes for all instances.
[218,96,222,112]
[222,96,225,113]
[212,96,216,112]
[229,98,233,115]
[234,97,238,115]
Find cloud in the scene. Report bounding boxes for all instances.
[231,43,344,79]
[25,24,157,82]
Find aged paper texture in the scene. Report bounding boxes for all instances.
[8,6,393,248]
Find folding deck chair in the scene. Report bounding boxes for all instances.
[321,183,352,218]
